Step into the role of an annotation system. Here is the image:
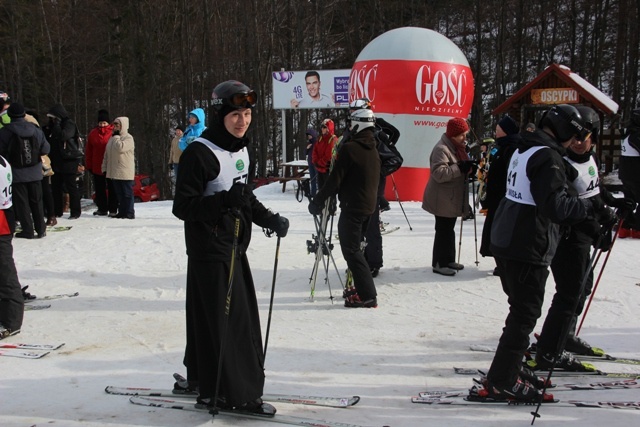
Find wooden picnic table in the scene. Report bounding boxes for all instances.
[278,160,309,193]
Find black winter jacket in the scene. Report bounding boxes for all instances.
[172,125,278,262]
[490,129,589,266]
[43,104,81,175]
[314,127,381,215]
[0,118,50,183]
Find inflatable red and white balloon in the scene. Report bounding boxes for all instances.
[350,27,475,201]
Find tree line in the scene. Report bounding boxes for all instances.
[1,0,638,198]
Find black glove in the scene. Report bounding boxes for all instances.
[308,200,323,216]
[594,223,613,252]
[268,213,289,238]
[224,183,252,209]
[458,160,477,175]
[169,164,174,171]
[596,206,616,227]
[609,197,637,223]
[608,196,636,211]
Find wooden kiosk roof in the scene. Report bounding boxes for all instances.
[492,63,618,118]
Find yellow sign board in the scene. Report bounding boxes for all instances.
[531,88,579,104]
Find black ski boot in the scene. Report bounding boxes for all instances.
[233,398,276,416]
[565,335,605,357]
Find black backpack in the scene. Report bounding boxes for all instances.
[6,130,41,169]
[375,129,403,176]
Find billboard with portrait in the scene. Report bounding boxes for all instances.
[272,69,350,109]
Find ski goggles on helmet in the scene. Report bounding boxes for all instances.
[212,90,257,109]
[349,98,371,110]
[228,91,257,108]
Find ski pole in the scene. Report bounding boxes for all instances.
[456,174,468,267]
[212,209,241,416]
[390,174,413,230]
[263,236,281,359]
[576,219,623,336]
[531,233,603,424]
[471,176,479,266]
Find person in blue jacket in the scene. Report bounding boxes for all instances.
[178,108,205,151]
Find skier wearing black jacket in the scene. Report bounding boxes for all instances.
[618,108,640,237]
[485,104,609,401]
[479,115,521,276]
[535,106,636,362]
[172,80,289,416]
[309,108,381,308]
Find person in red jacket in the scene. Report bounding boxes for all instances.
[312,118,338,191]
[0,155,24,340]
[85,109,117,216]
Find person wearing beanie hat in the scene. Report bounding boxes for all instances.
[86,109,117,216]
[479,115,523,275]
[97,109,110,124]
[168,124,185,191]
[445,117,470,139]
[42,104,83,219]
[422,117,474,276]
[7,103,26,119]
[0,102,50,239]
[172,80,289,416]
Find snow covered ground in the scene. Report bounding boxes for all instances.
[2,182,639,427]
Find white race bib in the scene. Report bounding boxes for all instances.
[621,136,640,157]
[564,156,600,199]
[505,146,548,206]
[0,155,13,209]
[197,139,249,196]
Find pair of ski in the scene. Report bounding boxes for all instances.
[412,380,640,409]
[106,384,378,427]
[24,291,79,311]
[454,367,640,379]
[0,342,65,359]
[469,344,640,366]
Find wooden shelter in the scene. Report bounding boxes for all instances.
[493,64,620,171]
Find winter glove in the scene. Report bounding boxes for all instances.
[458,160,477,175]
[595,206,616,227]
[268,213,290,238]
[308,200,323,216]
[610,197,637,222]
[607,196,636,211]
[594,224,613,252]
[224,183,252,209]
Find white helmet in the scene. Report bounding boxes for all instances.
[350,108,375,131]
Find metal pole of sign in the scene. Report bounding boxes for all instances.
[281,109,286,166]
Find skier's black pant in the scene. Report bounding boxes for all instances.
[92,172,118,214]
[13,181,46,236]
[432,216,457,268]
[537,235,593,355]
[338,211,377,301]
[0,234,24,332]
[620,176,640,229]
[52,172,81,217]
[487,257,548,387]
[364,204,382,270]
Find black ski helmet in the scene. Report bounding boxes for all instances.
[575,106,600,143]
[210,80,256,118]
[539,104,589,143]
